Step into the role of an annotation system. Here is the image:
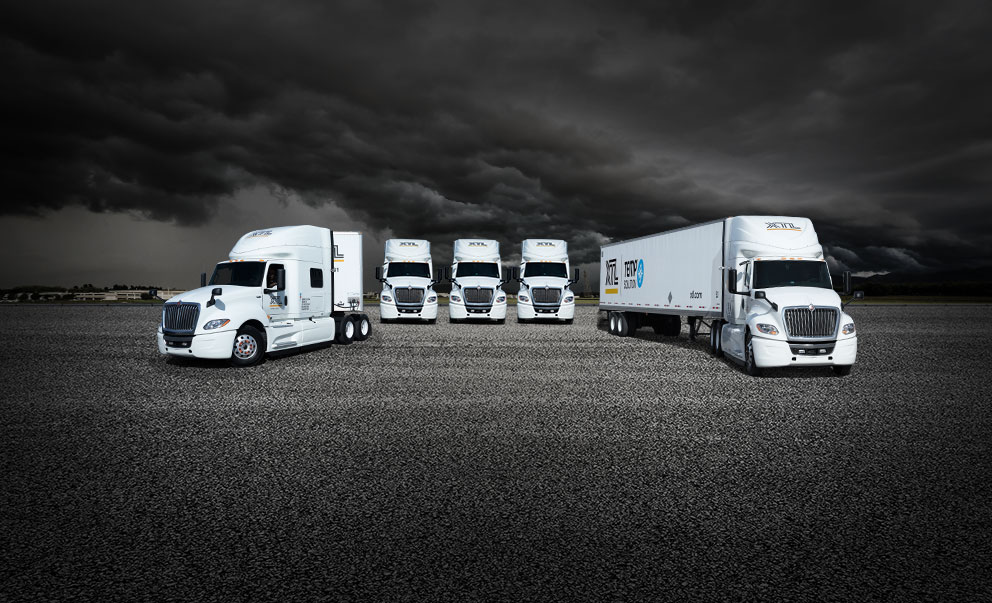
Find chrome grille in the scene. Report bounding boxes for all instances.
[394,287,425,305]
[531,287,562,305]
[163,302,200,332]
[783,307,838,338]
[463,287,494,305]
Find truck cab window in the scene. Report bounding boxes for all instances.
[266,264,285,289]
[310,268,323,288]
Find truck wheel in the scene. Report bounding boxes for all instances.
[832,365,853,376]
[354,314,371,341]
[688,317,698,340]
[336,317,355,345]
[231,325,266,367]
[617,312,630,337]
[607,312,617,335]
[712,320,725,358]
[744,331,761,377]
[662,315,681,336]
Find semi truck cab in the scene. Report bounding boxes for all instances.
[376,239,440,323]
[446,239,508,323]
[513,239,579,323]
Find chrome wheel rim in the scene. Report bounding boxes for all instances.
[345,321,355,339]
[360,319,369,336]
[234,334,258,360]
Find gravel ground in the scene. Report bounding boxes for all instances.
[2,304,991,602]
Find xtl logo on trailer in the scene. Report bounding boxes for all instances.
[604,259,618,287]
[399,241,417,247]
[333,245,344,260]
[247,230,273,238]
[537,242,554,247]
[623,259,644,289]
[468,241,486,247]
[766,222,800,230]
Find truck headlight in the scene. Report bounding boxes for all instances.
[496,295,506,303]
[381,294,392,302]
[518,294,529,302]
[450,294,461,302]
[203,319,230,330]
[564,295,574,303]
[842,322,856,335]
[755,323,779,336]
[427,295,437,303]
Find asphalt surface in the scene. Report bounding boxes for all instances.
[2,305,990,602]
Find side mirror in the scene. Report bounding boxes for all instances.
[276,268,286,291]
[444,267,452,281]
[510,267,520,282]
[571,268,581,284]
[149,289,157,298]
[375,266,384,282]
[753,289,778,311]
[433,265,443,284]
[200,272,207,288]
[727,269,738,294]
[207,287,223,307]
[842,270,852,296]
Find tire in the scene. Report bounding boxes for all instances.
[744,330,761,377]
[336,316,355,345]
[427,318,436,325]
[354,314,371,341]
[617,312,630,337]
[496,318,505,325]
[688,317,698,341]
[662,315,681,337]
[832,365,853,376]
[608,312,618,335]
[230,325,266,367]
[652,325,664,334]
[709,321,718,355]
[713,320,725,358]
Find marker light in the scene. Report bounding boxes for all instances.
[756,323,779,335]
[203,319,230,330]
[842,323,856,335]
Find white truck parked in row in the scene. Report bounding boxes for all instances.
[512,239,580,323]
[157,225,371,366]
[446,239,508,323]
[599,216,863,376]
[376,239,440,323]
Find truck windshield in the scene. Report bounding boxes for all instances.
[753,261,832,289]
[456,262,499,278]
[209,262,266,287]
[387,262,431,278]
[523,262,567,278]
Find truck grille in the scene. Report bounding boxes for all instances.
[783,307,838,338]
[394,287,425,305]
[463,287,494,306]
[531,287,562,306]
[163,302,200,332]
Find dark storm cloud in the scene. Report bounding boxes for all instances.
[3,0,991,272]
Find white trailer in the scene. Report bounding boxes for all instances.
[600,216,863,376]
[511,239,580,323]
[157,225,372,366]
[375,239,441,323]
[446,239,509,323]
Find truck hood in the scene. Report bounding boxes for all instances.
[167,285,260,313]
[385,276,433,289]
[453,276,502,289]
[762,286,841,308]
[521,276,569,289]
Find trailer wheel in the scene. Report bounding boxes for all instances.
[661,315,681,337]
[230,325,266,367]
[832,365,852,376]
[744,331,761,377]
[617,312,631,337]
[336,317,355,345]
[688,317,698,340]
[354,314,371,341]
[712,320,725,358]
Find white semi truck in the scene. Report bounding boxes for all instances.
[446,239,508,323]
[599,216,863,376]
[375,239,440,323]
[157,225,372,366]
[512,239,580,323]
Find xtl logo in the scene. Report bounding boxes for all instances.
[766,221,799,230]
[399,241,417,247]
[333,245,344,260]
[604,259,618,286]
[247,230,273,238]
[537,241,554,247]
[468,241,486,247]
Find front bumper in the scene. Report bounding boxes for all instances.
[516,300,575,320]
[380,300,438,320]
[157,329,237,360]
[449,299,507,320]
[752,335,857,368]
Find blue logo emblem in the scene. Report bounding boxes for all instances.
[636,259,644,288]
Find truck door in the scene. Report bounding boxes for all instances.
[263,262,288,319]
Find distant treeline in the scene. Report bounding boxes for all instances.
[1,284,163,294]
[853,281,992,297]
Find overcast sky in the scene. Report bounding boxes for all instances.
[2,1,990,288]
